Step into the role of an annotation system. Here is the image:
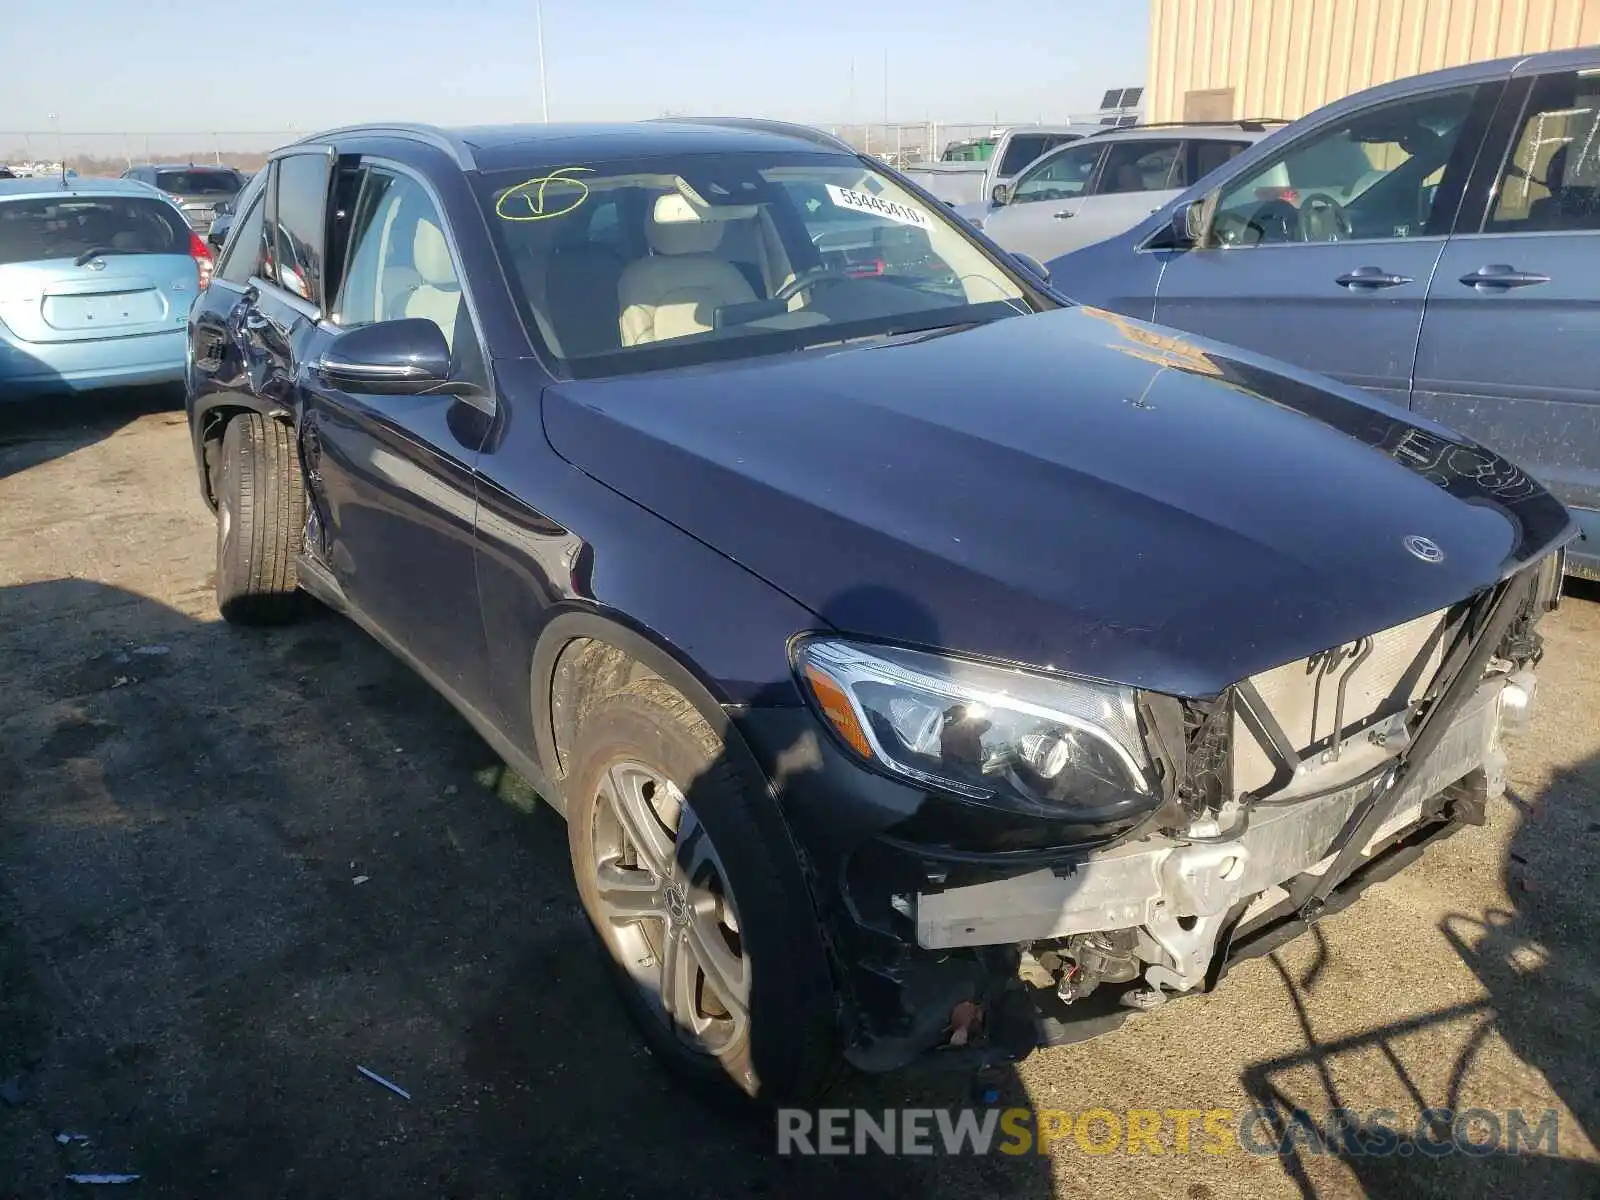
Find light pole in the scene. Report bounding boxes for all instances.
[535,0,550,123]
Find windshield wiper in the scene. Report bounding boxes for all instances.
[73,246,151,266]
[796,319,987,354]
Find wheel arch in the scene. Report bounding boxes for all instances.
[192,394,295,510]
[530,609,769,809]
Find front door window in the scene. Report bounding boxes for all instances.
[1010,144,1105,205]
[1209,86,1479,245]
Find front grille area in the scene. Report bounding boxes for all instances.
[1232,606,1455,797]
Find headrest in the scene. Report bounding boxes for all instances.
[413,219,456,286]
[646,193,724,255]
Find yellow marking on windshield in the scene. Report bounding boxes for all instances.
[496,167,595,221]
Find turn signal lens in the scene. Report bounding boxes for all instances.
[802,663,874,760]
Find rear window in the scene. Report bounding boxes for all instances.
[999,135,1054,176]
[154,169,242,195]
[0,195,189,266]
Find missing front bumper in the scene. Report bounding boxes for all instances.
[914,676,1509,997]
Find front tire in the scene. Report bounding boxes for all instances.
[566,683,841,1103]
[215,412,305,625]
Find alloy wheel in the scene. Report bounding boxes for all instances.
[588,760,750,1056]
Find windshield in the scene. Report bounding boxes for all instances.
[942,139,995,162]
[155,169,242,195]
[476,150,1041,378]
[0,194,189,266]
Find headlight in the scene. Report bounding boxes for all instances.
[795,639,1155,823]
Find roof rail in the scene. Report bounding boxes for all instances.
[649,116,856,154]
[278,123,477,170]
[1088,117,1291,136]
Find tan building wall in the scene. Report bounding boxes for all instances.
[1147,0,1600,123]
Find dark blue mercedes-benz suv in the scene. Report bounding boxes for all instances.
[185,119,1574,1102]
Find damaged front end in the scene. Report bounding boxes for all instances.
[778,551,1566,1072]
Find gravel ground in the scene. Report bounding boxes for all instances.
[0,391,1596,1199]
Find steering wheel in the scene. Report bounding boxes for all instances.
[1246,198,1302,244]
[775,267,852,303]
[1214,198,1298,246]
[1299,192,1352,242]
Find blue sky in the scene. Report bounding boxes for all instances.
[3,0,1149,139]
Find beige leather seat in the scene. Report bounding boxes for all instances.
[618,194,757,346]
[403,219,461,350]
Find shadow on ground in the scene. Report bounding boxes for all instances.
[0,386,184,483]
[1236,587,1600,1198]
[0,579,1052,1199]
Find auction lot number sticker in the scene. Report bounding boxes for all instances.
[824,185,932,229]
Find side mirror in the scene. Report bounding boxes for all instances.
[991,183,1011,207]
[1171,197,1208,248]
[316,318,452,395]
[1011,252,1051,286]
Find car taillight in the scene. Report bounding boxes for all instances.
[847,257,887,279]
[189,230,214,289]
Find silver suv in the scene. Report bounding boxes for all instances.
[959,121,1283,260]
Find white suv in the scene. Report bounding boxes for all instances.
[959,122,1282,261]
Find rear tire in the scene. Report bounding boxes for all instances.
[566,682,842,1104]
[215,412,305,626]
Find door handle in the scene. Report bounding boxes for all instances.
[1052,210,1075,220]
[1335,266,1414,290]
[1458,264,1550,291]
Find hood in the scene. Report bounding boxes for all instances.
[950,201,991,227]
[541,307,1574,697]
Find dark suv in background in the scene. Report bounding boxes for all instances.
[185,120,1572,1102]
[122,163,245,235]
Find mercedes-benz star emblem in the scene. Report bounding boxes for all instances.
[1403,534,1445,563]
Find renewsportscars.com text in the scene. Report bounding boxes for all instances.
[776,1106,1561,1158]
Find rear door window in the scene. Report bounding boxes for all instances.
[154,169,243,195]
[0,194,188,266]
[1486,69,1600,232]
[1097,140,1185,194]
[270,152,332,305]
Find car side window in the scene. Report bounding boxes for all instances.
[1210,85,1479,245]
[999,135,1053,176]
[1097,140,1184,194]
[1486,70,1600,233]
[587,199,621,250]
[1190,138,1250,185]
[330,168,464,353]
[216,190,266,285]
[271,152,331,305]
[1011,144,1105,204]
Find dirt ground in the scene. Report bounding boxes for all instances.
[0,391,1597,1199]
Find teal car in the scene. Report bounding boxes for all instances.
[0,176,214,398]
